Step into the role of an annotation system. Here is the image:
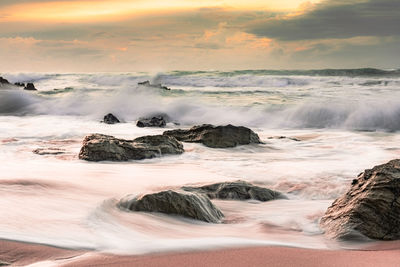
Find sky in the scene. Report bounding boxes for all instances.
[0,0,399,72]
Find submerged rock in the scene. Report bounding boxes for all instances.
[137,116,166,128]
[163,124,262,148]
[103,113,120,124]
[78,133,183,161]
[267,136,301,142]
[33,148,65,155]
[320,159,400,240]
[118,190,224,223]
[24,83,37,91]
[138,80,170,90]
[183,181,286,201]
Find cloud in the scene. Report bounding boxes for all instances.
[248,0,400,41]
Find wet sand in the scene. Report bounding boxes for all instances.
[1,239,400,267]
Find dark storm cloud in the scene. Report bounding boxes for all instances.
[248,0,400,41]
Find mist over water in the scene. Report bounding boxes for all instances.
[2,70,400,131]
[1,70,400,255]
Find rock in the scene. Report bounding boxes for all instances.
[137,116,166,128]
[267,136,301,142]
[78,133,183,161]
[138,80,170,90]
[24,83,37,91]
[0,77,10,84]
[118,190,224,223]
[103,113,120,124]
[183,181,286,201]
[0,260,10,266]
[14,82,25,87]
[33,148,65,155]
[320,159,400,240]
[163,124,262,148]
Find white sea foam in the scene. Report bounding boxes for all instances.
[1,72,400,254]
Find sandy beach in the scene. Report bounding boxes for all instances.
[1,239,400,267]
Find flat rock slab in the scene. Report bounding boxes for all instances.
[163,124,262,148]
[118,190,224,223]
[78,134,183,161]
[182,181,286,201]
[320,159,400,240]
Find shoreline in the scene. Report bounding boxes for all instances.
[1,239,400,267]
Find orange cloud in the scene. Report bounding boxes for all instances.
[0,0,323,22]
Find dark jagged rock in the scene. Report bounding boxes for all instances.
[24,83,37,91]
[118,190,224,223]
[14,82,25,87]
[138,80,170,90]
[320,159,400,240]
[78,133,183,161]
[0,77,10,84]
[103,113,120,124]
[183,181,286,201]
[163,124,262,148]
[137,116,166,128]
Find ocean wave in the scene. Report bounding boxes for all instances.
[170,68,400,77]
[280,101,400,131]
[1,73,60,83]
[0,90,40,114]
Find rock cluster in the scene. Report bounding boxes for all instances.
[320,159,400,240]
[182,181,286,201]
[163,124,262,148]
[118,190,224,223]
[79,134,183,161]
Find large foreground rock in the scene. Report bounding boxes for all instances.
[163,124,262,148]
[79,134,183,161]
[183,181,286,201]
[320,159,400,240]
[137,116,166,128]
[118,190,224,223]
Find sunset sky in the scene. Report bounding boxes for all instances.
[0,0,399,72]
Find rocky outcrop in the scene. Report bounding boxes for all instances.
[103,113,120,124]
[183,181,286,201]
[24,83,37,91]
[118,190,224,223]
[138,80,170,90]
[0,77,10,84]
[137,116,166,128]
[79,134,184,161]
[320,159,400,240]
[163,124,262,148]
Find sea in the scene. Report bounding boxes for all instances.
[1,68,400,255]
